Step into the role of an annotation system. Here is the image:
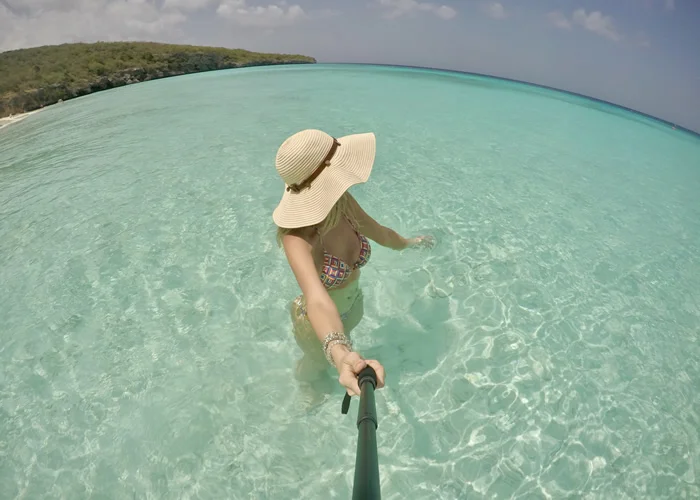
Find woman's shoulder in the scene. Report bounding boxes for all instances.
[282,226,320,251]
[344,192,377,230]
[281,227,324,280]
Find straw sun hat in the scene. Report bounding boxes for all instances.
[272,129,376,229]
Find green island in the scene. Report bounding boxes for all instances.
[0,41,316,118]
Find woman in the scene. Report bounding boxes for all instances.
[272,128,432,398]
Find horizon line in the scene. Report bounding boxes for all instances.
[315,61,700,138]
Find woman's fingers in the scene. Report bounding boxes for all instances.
[339,353,366,396]
[420,235,436,248]
[365,360,386,389]
[409,235,435,249]
[338,353,386,396]
[341,372,362,396]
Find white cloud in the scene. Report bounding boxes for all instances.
[482,2,505,20]
[162,0,216,12]
[435,5,457,20]
[572,9,622,42]
[377,0,456,20]
[4,0,100,14]
[0,0,314,50]
[0,0,187,52]
[665,0,675,10]
[217,0,306,28]
[551,9,647,47]
[547,11,571,30]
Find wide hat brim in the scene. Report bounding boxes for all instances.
[272,132,376,229]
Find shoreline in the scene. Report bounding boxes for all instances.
[0,109,44,130]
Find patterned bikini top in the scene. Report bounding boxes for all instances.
[319,222,372,290]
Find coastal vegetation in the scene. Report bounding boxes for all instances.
[0,41,316,118]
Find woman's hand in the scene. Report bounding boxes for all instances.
[407,235,435,249]
[336,351,386,396]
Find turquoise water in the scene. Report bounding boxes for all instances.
[1,64,699,499]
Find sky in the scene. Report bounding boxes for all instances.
[1,0,699,132]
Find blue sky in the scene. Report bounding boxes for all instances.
[1,0,698,131]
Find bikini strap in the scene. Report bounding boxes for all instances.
[345,216,361,235]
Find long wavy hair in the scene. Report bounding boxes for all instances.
[276,192,359,247]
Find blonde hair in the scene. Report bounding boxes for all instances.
[276,192,358,247]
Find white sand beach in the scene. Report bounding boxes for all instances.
[0,109,44,130]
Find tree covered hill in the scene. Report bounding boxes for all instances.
[0,41,316,118]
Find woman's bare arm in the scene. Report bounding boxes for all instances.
[282,232,352,367]
[283,232,385,395]
[346,193,414,250]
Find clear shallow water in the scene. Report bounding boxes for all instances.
[1,64,699,499]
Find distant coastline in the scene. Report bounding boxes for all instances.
[0,41,316,120]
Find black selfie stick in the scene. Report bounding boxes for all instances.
[341,365,381,500]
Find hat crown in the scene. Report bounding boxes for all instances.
[275,129,335,186]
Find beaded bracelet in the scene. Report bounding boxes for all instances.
[322,331,352,366]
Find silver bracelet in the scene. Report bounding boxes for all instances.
[325,339,352,365]
[322,331,352,366]
[322,331,346,351]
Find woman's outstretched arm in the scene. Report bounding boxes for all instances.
[283,232,345,346]
[346,193,432,250]
[282,231,385,395]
